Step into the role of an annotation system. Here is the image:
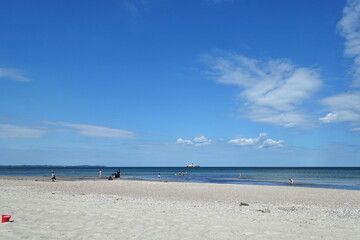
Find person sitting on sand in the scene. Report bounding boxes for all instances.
[108,175,113,181]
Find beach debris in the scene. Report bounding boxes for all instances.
[2,215,12,223]
[256,209,270,213]
[240,202,249,206]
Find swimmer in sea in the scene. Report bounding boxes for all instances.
[289,178,294,185]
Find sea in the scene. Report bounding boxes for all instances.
[1,166,360,190]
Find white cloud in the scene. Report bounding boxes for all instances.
[176,136,212,146]
[261,138,284,149]
[228,138,256,146]
[0,124,46,138]
[45,121,135,139]
[176,138,193,145]
[228,133,284,149]
[0,68,30,82]
[338,0,360,87]
[319,112,338,123]
[193,136,212,146]
[207,53,322,127]
[319,91,360,125]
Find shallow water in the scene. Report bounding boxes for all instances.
[1,166,359,190]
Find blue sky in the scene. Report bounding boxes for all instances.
[1,0,360,166]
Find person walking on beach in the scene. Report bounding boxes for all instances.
[51,170,56,182]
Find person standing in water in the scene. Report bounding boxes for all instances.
[99,170,102,178]
[115,169,121,179]
[289,178,294,185]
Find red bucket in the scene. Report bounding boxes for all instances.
[2,215,11,223]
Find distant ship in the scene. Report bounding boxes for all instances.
[186,163,200,167]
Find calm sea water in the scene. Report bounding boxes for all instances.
[1,166,360,190]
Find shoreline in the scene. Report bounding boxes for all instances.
[1,177,360,206]
[1,166,359,191]
[0,175,179,183]
[1,175,359,191]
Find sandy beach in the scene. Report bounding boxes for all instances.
[1,178,360,239]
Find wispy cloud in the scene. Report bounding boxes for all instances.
[45,121,135,139]
[0,68,30,82]
[228,133,284,149]
[206,53,322,127]
[337,0,360,87]
[319,91,360,125]
[319,1,360,129]
[123,0,139,14]
[122,0,154,15]
[0,123,46,138]
[176,136,212,146]
[350,127,360,132]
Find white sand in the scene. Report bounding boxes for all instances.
[1,178,360,239]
